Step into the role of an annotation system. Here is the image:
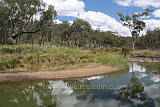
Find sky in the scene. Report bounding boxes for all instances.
[43,0,160,36]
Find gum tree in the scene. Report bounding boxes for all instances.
[117,9,153,51]
[0,0,57,42]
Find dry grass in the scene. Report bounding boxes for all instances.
[131,50,160,58]
[0,45,127,72]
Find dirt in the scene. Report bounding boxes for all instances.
[0,64,120,83]
[127,57,160,62]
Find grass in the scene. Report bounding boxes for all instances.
[131,50,160,58]
[0,44,127,72]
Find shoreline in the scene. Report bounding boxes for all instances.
[0,64,121,83]
[127,57,160,63]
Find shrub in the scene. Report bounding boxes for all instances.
[122,46,131,57]
[5,59,21,69]
[5,38,15,45]
[0,65,7,71]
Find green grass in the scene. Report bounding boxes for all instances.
[0,45,127,72]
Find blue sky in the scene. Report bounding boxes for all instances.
[82,0,157,19]
[43,0,160,36]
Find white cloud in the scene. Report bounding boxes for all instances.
[151,75,160,82]
[43,0,85,17]
[129,63,146,72]
[144,84,160,107]
[153,9,160,17]
[68,21,74,24]
[114,0,160,8]
[141,19,160,34]
[54,19,63,24]
[114,0,133,6]
[43,0,131,36]
[78,11,131,36]
[43,0,160,36]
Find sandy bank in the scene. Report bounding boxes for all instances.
[0,64,120,83]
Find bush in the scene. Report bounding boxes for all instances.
[5,38,15,45]
[3,59,21,69]
[0,65,7,71]
[122,46,131,57]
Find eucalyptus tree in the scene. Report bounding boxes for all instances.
[69,19,92,47]
[0,0,56,43]
[117,9,153,51]
[0,1,10,42]
[38,5,57,46]
[60,19,91,47]
[57,21,71,45]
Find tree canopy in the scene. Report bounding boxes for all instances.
[0,0,56,41]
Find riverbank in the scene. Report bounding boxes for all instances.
[0,45,126,72]
[0,64,120,82]
[127,57,160,62]
[128,50,160,62]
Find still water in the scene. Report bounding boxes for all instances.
[0,62,160,107]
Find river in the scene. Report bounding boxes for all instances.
[0,62,160,107]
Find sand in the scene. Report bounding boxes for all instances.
[0,64,120,83]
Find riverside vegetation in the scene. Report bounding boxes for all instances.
[0,44,126,72]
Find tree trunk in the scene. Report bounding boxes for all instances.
[132,38,135,52]
[39,35,44,46]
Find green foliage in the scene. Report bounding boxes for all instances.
[0,0,57,41]
[5,38,15,45]
[60,19,92,47]
[0,59,21,70]
[122,46,131,57]
[136,29,160,49]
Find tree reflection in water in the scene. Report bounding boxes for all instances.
[0,81,58,107]
[116,64,155,106]
[0,79,91,107]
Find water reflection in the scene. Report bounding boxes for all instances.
[116,66,154,106]
[0,82,58,107]
[0,62,160,107]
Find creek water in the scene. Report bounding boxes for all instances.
[0,62,160,107]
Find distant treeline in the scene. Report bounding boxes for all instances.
[0,0,159,50]
[136,29,160,50]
